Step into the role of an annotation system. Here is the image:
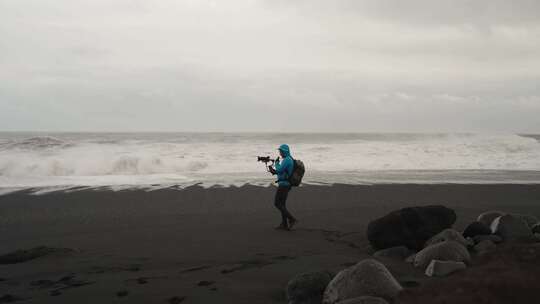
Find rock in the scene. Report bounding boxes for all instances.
[0,246,74,264]
[491,214,533,241]
[424,229,472,248]
[463,221,492,238]
[286,270,335,304]
[413,241,471,269]
[532,223,540,234]
[474,240,496,253]
[404,254,416,263]
[399,279,420,288]
[336,296,389,304]
[472,234,502,244]
[510,214,539,229]
[425,260,466,277]
[367,205,456,250]
[322,259,402,304]
[477,210,506,227]
[373,246,414,260]
[534,233,540,242]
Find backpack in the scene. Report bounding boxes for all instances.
[288,158,305,187]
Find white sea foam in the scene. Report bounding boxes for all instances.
[1,132,540,194]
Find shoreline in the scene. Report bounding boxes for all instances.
[4,174,540,196]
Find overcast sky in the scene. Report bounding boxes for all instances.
[1,0,540,132]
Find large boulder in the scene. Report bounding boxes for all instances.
[322,259,402,304]
[373,246,414,260]
[425,260,466,277]
[424,229,472,248]
[472,234,502,244]
[474,240,496,253]
[367,205,456,250]
[491,214,533,241]
[404,254,416,263]
[477,211,505,227]
[336,296,389,304]
[286,271,335,304]
[413,241,471,269]
[463,221,492,238]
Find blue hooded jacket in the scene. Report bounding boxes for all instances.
[274,144,294,187]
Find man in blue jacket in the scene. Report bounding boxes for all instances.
[271,144,298,230]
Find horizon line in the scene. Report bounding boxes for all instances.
[0,130,538,135]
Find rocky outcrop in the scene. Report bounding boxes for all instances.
[424,229,472,248]
[286,270,335,304]
[491,214,533,241]
[413,241,470,269]
[477,210,505,227]
[322,259,402,304]
[424,260,466,277]
[481,212,538,233]
[463,221,492,238]
[367,205,456,250]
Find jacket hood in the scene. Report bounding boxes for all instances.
[278,144,291,157]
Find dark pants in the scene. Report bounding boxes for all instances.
[274,185,295,226]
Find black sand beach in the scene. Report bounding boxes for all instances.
[1,184,540,303]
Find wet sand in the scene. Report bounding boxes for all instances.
[1,184,539,303]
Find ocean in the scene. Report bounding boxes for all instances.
[1,132,540,194]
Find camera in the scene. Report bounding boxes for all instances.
[257,156,274,164]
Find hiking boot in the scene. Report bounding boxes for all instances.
[288,218,298,230]
[275,224,289,231]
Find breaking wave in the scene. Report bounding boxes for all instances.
[0,136,71,150]
[1,133,540,191]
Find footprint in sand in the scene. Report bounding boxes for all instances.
[30,274,94,293]
[168,296,186,304]
[220,259,274,274]
[178,265,212,273]
[87,264,141,274]
[196,280,215,287]
[271,255,297,261]
[1,294,24,302]
[0,247,75,265]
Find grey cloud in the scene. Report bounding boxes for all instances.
[265,0,540,27]
[1,1,539,132]
[2,64,539,132]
